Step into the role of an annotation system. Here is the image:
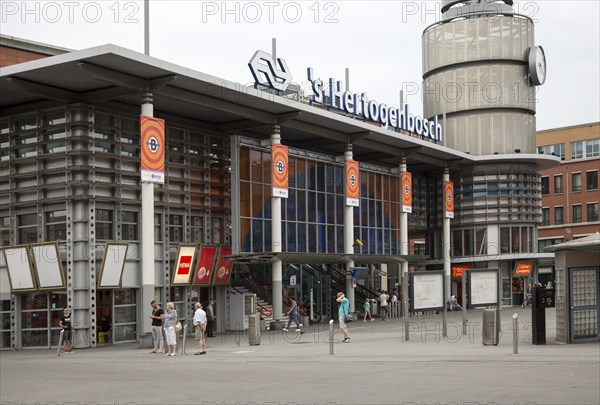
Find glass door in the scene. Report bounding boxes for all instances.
[20,292,66,348]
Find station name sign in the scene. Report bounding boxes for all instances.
[307,68,442,142]
[248,50,443,142]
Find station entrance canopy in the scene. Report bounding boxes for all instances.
[0,44,559,171]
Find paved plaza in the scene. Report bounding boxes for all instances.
[1,307,598,405]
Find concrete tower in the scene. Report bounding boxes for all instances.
[423,0,546,155]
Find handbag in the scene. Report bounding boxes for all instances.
[175,321,182,332]
[344,313,353,323]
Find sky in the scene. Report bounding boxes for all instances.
[1,0,599,130]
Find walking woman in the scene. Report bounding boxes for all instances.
[163,302,178,356]
[363,298,374,322]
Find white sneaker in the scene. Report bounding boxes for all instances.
[295,329,302,332]
[282,328,289,332]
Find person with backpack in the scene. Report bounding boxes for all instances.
[336,292,351,343]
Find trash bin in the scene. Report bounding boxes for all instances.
[371,300,378,316]
[482,309,497,346]
[248,314,261,346]
[301,315,310,328]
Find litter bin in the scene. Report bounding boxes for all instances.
[248,314,261,346]
[371,300,378,316]
[301,315,310,328]
[482,309,498,345]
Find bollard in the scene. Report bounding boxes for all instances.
[56,330,64,357]
[182,324,188,355]
[329,319,334,355]
[404,321,410,341]
[512,313,518,354]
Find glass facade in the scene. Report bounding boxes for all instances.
[238,145,404,255]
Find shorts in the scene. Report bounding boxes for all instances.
[63,330,72,341]
[195,325,205,340]
[338,316,347,329]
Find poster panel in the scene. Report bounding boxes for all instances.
[409,271,444,312]
[140,115,165,183]
[467,269,499,307]
[172,244,197,285]
[192,245,219,285]
[98,242,129,289]
[345,160,359,207]
[212,246,233,285]
[401,171,412,213]
[30,241,66,290]
[444,181,454,219]
[1,245,37,292]
[272,144,289,198]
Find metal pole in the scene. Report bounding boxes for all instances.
[271,125,283,329]
[344,144,355,313]
[181,324,187,355]
[404,321,410,342]
[400,158,409,319]
[144,0,149,55]
[462,270,467,335]
[329,319,334,355]
[442,169,451,338]
[310,288,314,322]
[513,314,519,354]
[56,330,64,356]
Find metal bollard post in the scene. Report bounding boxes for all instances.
[329,319,334,355]
[404,321,410,341]
[56,330,64,357]
[512,313,518,354]
[182,324,188,355]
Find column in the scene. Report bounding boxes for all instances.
[400,158,409,318]
[271,125,283,329]
[141,92,155,336]
[443,168,451,337]
[344,145,355,313]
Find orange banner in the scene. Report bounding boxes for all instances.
[401,172,412,213]
[346,160,359,206]
[444,181,454,219]
[140,116,165,183]
[514,261,533,276]
[272,144,289,198]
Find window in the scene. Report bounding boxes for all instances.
[538,143,565,159]
[538,238,564,252]
[588,203,599,222]
[121,211,138,240]
[571,141,583,159]
[18,213,37,244]
[0,216,10,246]
[96,209,113,240]
[541,176,549,195]
[585,139,600,158]
[154,214,162,241]
[572,205,582,223]
[555,206,564,225]
[541,208,550,226]
[46,210,66,241]
[554,175,563,194]
[587,171,598,191]
[572,173,582,192]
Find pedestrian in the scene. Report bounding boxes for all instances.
[336,292,351,343]
[149,300,164,353]
[363,298,374,322]
[192,302,207,355]
[206,300,216,337]
[379,290,389,321]
[59,307,74,353]
[163,302,178,356]
[283,296,302,332]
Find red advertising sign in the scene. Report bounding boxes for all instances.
[514,261,533,276]
[212,246,233,285]
[401,172,412,213]
[193,246,218,285]
[444,181,454,219]
[346,160,359,207]
[177,255,192,275]
[272,144,289,198]
[452,264,473,279]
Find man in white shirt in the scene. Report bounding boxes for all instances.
[379,291,389,321]
[192,302,208,355]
